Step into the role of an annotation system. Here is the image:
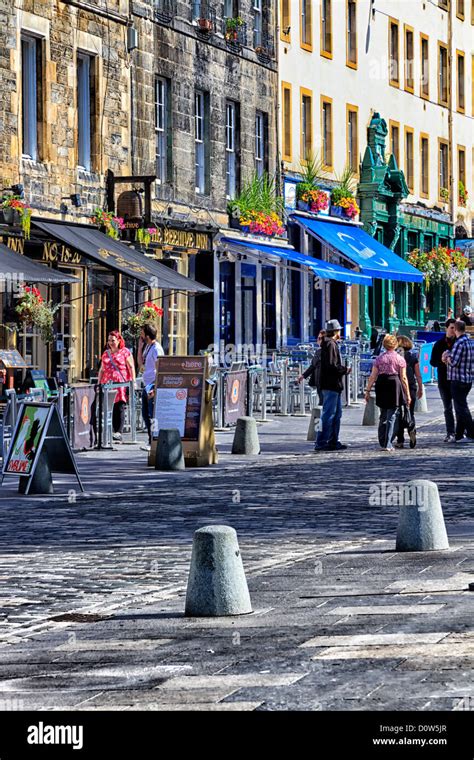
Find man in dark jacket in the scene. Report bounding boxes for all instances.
[315,319,351,451]
[430,318,456,442]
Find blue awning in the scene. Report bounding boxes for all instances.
[294,216,424,283]
[220,237,372,286]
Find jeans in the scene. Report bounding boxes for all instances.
[142,388,154,443]
[451,381,474,440]
[316,390,342,449]
[378,407,400,448]
[113,400,126,434]
[438,382,455,437]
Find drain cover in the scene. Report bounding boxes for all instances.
[50,613,110,623]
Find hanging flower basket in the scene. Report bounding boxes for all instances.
[90,208,125,240]
[123,302,164,339]
[1,196,32,239]
[408,246,470,290]
[15,286,59,343]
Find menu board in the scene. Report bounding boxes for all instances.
[0,350,28,368]
[153,356,206,442]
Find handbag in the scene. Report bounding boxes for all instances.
[400,403,415,432]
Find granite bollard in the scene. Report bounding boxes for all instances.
[185,525,253,616]
[362,395,377,426]
[155,429,185,471]
[396,479,449,552]
[231,416,260,455]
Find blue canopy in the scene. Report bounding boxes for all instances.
[294,216,424,283]
[220,237,372,286]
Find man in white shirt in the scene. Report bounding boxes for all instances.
[137,323,164,449]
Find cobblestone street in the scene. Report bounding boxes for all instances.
[0,387,472,712]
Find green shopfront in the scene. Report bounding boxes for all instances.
[358,114,454,337]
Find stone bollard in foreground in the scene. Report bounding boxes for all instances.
[415,387,428,413]
[307,407,321,441]
[362,395,377,426]
[155,429,185,471]
[396,479,449,552]
[185,525,253,616]
[231,416,260,455]
[19,451,54,495]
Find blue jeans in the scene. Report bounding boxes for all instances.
[438,382,455,437]
[316,390,342,449]
[142,388,154,443]
[451,381,474,440]
[378,407,400,448]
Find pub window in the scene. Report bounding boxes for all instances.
[438,139,449,200]
[405,127,414,192]
[321,0,332,58]
[77,51,96,172]
[389,19,399,86]
[195,90,209,195]
[346,0,357,68]
[226,100,239,199]
[301,0,312,51]
[420,34,429,98]
[438,42,448,105]
[282,82,292,162]
[389,120,400,166]
[155,77,170,185]
[301,89,312,161]
[420,134,429,198]
[321,96,333,169]
[21,35,43,161]
[457,51,465,112]
[347,105,358,174]
[404,25,414,92]
[255,111,267,177]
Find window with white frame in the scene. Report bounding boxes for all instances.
[226,101,238,198]
[155,77,169,184]
[255,111,267,176]
[195,90,207,194]
[253,0,262,47]
[21,35,42,160]
[77,52,94,171]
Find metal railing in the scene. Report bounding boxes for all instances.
[154,0,175,25]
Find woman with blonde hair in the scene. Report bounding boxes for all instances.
[364,334,411,451]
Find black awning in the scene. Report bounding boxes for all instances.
[0,242,79,284]
[33,221,211,293]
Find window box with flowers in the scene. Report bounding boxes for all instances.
[330,187,360,220]
[123,302,164,340]
[15,286,59,343]
[90,208,125,240]
[296,183,329,213]
[408,245,470,292]
[225,16,244,41]
[1,196,33,239]
[458,181,468,207]
[227,172,286,238]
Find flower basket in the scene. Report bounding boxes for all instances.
[1,196,33,238]
[198,18,213,31]
[123,303,164,340]
[90,208,125,240]
[408,246,470,291]
[15,286,59,343]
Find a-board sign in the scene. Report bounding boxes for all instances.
[1,402,84,494]
[0,349,27,368]
[153,356,207,441]
[150,355,218,467]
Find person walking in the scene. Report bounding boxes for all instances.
[430,318,457,442]
[442,319,474,443]
[364,334,411,451]
[97,330,136,442]
[137,323,164,451]
[298,329,326,406]
[395,336,423,448]
[314,320,351,452]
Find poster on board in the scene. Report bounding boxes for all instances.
[3,403,50,475]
